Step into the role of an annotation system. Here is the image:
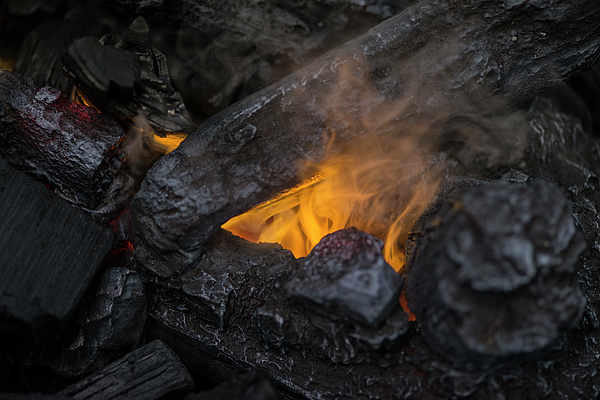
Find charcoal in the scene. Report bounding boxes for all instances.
[134,1,416,118]
[13,17,108,91]
[104,0,163,14]
[0,69,127,209]
[58,340,194,400]
[29,267,146,380]
[0,158,116,344]
[131,0,600,277]
[285,227,403,327]
[184,369,280,400]
[142,219,600,399]
[142,229,414,399]
[5,0,62,17]
[62,17,194,134]
[405,180,586,369]
[0,395,73,400]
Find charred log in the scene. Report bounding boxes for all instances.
[13,17,108,91]
[28,267,146,380]
[132,0,600,277]
[0,69,127,209]
[405,180,586,369]
[62,17,195,134]
[58,340,194,400]
[0,158,116,345]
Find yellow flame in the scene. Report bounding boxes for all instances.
[152,133,187,154]
[223,135,440,272]
[0,57,14,71]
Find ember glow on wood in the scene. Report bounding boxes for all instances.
[0,69,127,209]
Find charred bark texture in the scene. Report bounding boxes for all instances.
[405,180,586,369]
[58,340,194,400]
[132,0,600,276]
[0,158,116,345]
[62,17,194,134]
[13,17,109,91]
[0,69,127,209]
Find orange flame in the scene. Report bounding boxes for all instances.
[223,134,441,273]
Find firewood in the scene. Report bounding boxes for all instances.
[0,69,127,209]
[0,158,116,345]
[58,340,194,400]
[131,0,600,277]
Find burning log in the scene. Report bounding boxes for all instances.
[131,0,600,276]
[405,180,586,369]
[0,158,116,344]
[62,17,195,134]
[57,340,194,400]
[0,69,127,209]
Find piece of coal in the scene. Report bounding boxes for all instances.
[184,369,280,400]
[0,69,127,209]
[13,17,108,91]
[405,180,586,369]
[62,16,194,134]
[32,267,146,380]
[285,227,403,327]
[58,340,194,400]
[0,158,116,345]
[131,0,600,277]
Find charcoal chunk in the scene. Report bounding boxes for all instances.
[184,369,280,400]
[34,267,146,379]
[0,158,116,344]
[0,69,127,209]
[13,17,108,91]
[405,180,586,369]
[58,340,194,400]
[62,17,194,134]
[285,228,403,327]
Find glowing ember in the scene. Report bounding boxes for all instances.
[223,135,441,273]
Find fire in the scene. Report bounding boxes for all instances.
[223,135,441,273]
[152,132,187,154]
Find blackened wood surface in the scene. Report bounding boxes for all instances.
[58,340,194,400]
[132,0,600,276]
[0,69,127,209]
[0,158,116,344]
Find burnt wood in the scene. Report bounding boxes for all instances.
[0,69,127,209]
[405,180,586,369]
[62,17,195,134]
[13,17,108,91]
[0,158,116,345]
[29,267,147,380]
[58,340,194,400]
[132,0,600,277]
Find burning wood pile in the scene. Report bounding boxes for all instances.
[1,0,600,399]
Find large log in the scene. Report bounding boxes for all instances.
[0,158,116,344]
[0,69,127,209]
[132,0,600,276]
